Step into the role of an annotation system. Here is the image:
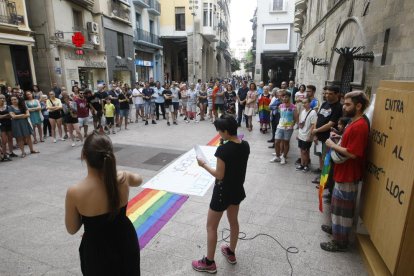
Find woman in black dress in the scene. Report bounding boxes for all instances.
[65,132,143,275]
[192,115,250,273]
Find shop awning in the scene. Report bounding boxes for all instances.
[0,33,35,46]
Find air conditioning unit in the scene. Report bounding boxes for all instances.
[90,34,100,46]
[87,22,99,34]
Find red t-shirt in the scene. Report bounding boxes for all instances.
[333,117,369,183]
[75,98,90,118]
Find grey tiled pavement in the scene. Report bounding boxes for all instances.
[0,114,367,276]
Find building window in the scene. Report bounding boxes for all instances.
[149,20,154,34]
[175,7,185,31]
[73,9,83,29]
[203,3,208,26]
[265,29,288,44]
[136,13,141,29]
[117,33,125,57]
[272,0,284,11]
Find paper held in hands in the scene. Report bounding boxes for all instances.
[194,145,208,164]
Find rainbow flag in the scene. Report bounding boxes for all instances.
[207,133,245,147]
[127,188,188,249]
[318,149,332,212]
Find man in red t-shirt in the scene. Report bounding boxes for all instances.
[75,89,91,138]
[320,91,370,252]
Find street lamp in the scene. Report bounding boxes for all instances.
[189,0,198,83]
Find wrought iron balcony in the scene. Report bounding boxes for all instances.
[147,0,160,15]
[134,28,161,46]
[133,0,149,8]
[0,0,23,26]
[216,40,228,50]
[109,0,131,23]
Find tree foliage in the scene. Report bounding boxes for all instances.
[244,49,255,73]
[231,58,241,72]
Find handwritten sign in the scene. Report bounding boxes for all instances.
[361,81,414,275]
[143,146,217,196]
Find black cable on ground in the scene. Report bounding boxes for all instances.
[218,228,299,276]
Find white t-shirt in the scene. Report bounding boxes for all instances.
[298,109,317,141]
[171,87,180,103]
[132,88,143,105]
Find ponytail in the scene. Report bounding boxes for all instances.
[103,152,120,219]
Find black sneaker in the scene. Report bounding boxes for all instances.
[295,165,304,171]
[267,139,274,143]
[145,120,148,125]
[9,152,18,157]
[320,241,347,252]
[302,166,310,173]
[173,121,178,125]
[152,120,157,124]
[167,122,170,126]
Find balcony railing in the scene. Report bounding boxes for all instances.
[216,40,228,50]
[109,0,131,22]
[0,0,22,25]
[134,28,160,46]
[147,0,160,15]
[133,0,149,8]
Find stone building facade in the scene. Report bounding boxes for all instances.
[294,0,414,95]
[0,0,36,90]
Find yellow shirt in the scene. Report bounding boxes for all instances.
[104,103,115,117]
[46,98,62,108]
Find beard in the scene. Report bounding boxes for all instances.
[343,107,356,118]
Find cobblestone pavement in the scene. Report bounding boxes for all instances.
[0,115,367,275]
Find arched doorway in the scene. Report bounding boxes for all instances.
[328,17,367,91]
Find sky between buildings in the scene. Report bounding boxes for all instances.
[229,0,256,47]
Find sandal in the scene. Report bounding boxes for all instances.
[21,152,27,158]
[320,241,347,252]
[30,150,40,154]
[321,224,333,235]
[33,139,38,144]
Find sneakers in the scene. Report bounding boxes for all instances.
[71,142,76,147]
[145,120,148,125]
[173,121,178,125]
[270,156,281,163]
[302,166,310,173]
[53,139,57,143]
[63,134,68,139]
[191,257,217,274]
[320,241,348,252]
[185,120,190,123]
[60,138,66,141]
[152,120,157,124]
[295,165,304,171]
[167,122,170,126]
[280,156,286,165]
[221,245,237,264]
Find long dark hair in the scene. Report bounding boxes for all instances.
[82,132,120,219]
[11,96,27,113]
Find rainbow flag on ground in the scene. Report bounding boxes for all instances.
[207,133,245,147]
[318,149,332,212]
[127,189,188,249]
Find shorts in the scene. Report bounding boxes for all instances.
[78,117,89,126]
[214,104,224,112]
[164,105,173,113]
[275,128,294,141]
[49,111,61,120]
[144,101,154,115]
[298,139,312,151]
[93,111,103,122]
[135,103,144,110]
[106,117,114,126]
[115,105,120,115]
[0,124,12,132]
[209,183,244,212]
[187,104,197,112]
[119,109,129,118]
[172,102,179,111]
[314,140,327,157]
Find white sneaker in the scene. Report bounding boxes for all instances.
[71,142,76,147]
[60,138,65,141]
[280,156,286,164]
[195,120,199,123]
[53,139,57,143]
[270,156,281,163]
